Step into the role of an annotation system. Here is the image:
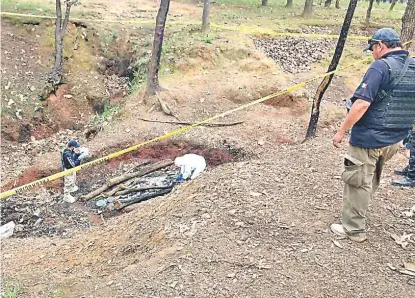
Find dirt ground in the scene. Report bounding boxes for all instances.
[1,0,415,297]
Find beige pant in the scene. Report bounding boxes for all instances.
[341,142,400,234]
[63,172,77,194]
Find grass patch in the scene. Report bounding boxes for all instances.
[1,0,53,14]
[1,280,24,298]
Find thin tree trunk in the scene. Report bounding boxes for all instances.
[302,0,313,17]
[51,0,75,86]
[335,0,340,8]
[389,0,398,11]
[286,0,293,8]
[202,0,210,32]
[325,0,332,7]
[365,0,375,25]
[262,0,268,6]
[146,0,171,96]
[305,0,358,139]
[51,0,63,85]
[401,0,415,49]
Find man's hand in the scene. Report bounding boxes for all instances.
[333,131,345,148]
[332,99,370,148]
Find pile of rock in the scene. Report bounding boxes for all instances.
[253,37,332,74]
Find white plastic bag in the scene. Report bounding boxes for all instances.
[0,221,16,239]
[78,147,89,160]
[174,154,206,180]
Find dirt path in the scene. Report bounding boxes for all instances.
[2,133,414,297]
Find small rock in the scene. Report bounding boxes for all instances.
[169,281,178,288]
[227,273,236,278]
[63,94,73,99]
[34,218,43,226]
[33,208,41,217]
[201,213,211,219]
[30,86,36,92]
[249,191,262,197]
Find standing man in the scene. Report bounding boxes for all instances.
[331,28,415,242]
[62,140,87,203]
[392,129,415,187]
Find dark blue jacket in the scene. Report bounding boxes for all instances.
[62,148,81,169]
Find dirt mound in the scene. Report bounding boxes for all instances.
[2,139,414,297]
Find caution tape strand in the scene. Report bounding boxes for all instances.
[0,11,369,40]
[0,12,412,199]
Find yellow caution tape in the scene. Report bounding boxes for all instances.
[0,11,369,40]
[0,11,411,199]
[0,55,373,199]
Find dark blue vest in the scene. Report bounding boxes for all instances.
[358,55,415,130]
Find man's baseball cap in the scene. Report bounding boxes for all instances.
[364,28,401,52]
[67,140,80,148]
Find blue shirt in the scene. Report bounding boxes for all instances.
[350,50,410,149]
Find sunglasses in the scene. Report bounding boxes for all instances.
[367,38,382,51]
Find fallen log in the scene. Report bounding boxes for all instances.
[104,161,152,196]
[137,117,244,127]
[115,184,174,196]
[80,160,173,200]
[113,188,173,210]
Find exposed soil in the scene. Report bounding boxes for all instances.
[2,1,414,297]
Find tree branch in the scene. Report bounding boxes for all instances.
[136,117,244,127]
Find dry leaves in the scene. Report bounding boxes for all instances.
[390,233,414,249]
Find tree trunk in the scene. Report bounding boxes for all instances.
[401,0,415,49]
[262,0,268,6]
[325,0,332,7]
[389,0,398,11]
[51,0,74,86]
[286,0,293,8]
[146,0,171,96]
[202,0,210,32]
[335,0,340,8]
[305,0,358,139]
[302,0,313,17]
[51,0,63,85]
[365,0,375,25]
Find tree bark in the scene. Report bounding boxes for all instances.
[302,0,313,17]
[51,0,63,85]
[365,0,374,25]
[335,0,340,9]
[389,0,398,11]
[325,0,332,7]
[286,0,293,8]
[146,0,171,96]
[202,0,210,32]
[305,0,358,139]
[401,0,415,49]
[51,0,75,86]
[262,0,268,6]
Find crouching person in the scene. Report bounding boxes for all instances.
[62,140,88,203]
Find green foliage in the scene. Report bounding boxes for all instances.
[1,0,53,13]
[198,33,216,44]
[129,53,151,93]
[2,282,23,298]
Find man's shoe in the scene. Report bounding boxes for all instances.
[70,185,79,193]
[330,223,347,238]
[63,194,76,203]
[394,166,409,176]
[392,177,415,187]
[330,223,367,243]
